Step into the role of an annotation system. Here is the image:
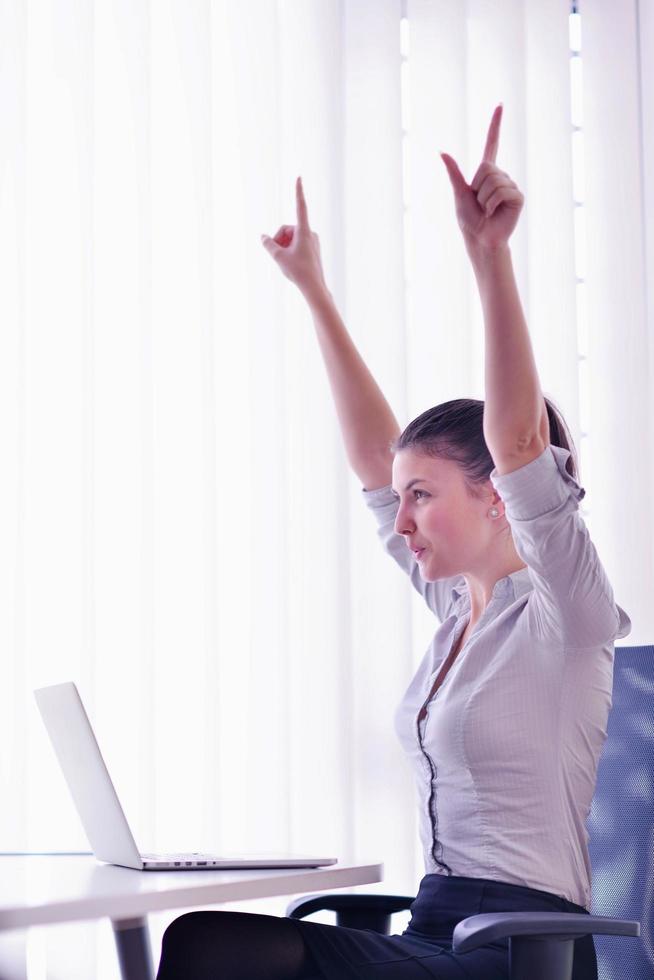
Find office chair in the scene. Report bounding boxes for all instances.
[287,643,651,980]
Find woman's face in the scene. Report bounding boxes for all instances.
[391,448,496,582]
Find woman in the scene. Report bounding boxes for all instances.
[156,105,631,980]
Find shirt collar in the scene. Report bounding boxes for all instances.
[450,566,532,611]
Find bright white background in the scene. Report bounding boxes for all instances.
[0,0,651,976]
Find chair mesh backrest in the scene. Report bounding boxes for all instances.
[588,644,654,979]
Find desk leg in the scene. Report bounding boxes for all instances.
[112,917,154,980]
[0,930,26,980]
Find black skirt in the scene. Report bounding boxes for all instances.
[287,873,597,980]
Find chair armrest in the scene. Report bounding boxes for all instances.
[452,911,640,952]
[286,893,414,933]
[287,893,414,918]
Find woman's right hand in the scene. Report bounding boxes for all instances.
[261,177,328,301]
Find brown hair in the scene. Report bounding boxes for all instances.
[389,395,578,503]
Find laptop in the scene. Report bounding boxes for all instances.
[34,681,337,871]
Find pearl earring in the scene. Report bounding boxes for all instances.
[489,507,500,518]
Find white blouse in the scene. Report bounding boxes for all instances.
[361,443,632,910]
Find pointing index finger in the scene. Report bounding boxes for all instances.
[482,104,503,164]
[296,176,309,229]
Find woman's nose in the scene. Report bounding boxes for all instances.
[394,507,415,537]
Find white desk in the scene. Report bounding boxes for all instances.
[0,854,383,980]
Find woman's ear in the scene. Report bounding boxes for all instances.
[482,480,501,506]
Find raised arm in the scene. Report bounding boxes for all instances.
[441,105,549,471]
[262,178,401,490]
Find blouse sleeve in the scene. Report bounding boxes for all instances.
[361,482,462,624]
[489,443,632,648]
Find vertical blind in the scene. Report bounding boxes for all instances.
[0,1,650,975]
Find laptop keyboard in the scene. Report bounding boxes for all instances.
[144,853,207,858]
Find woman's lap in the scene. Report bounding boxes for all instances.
[287,916,506,979]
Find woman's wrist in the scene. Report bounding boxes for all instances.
[465,238,512,279]
[302,281,333,310]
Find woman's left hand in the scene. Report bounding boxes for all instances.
[440,105,524,251]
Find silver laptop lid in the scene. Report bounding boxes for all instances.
[34,682,143,870]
